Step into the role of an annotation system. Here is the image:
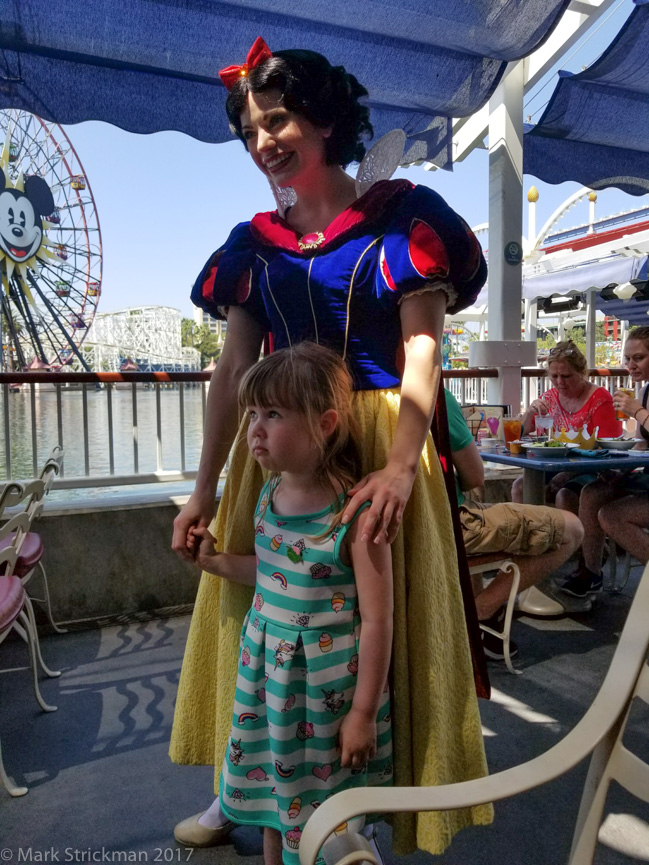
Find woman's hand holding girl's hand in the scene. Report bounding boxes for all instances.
[614,388,641,418]
[172,491,217,562]
[338,708,377,768]
[342,462,416,544]
[188,526,219,571]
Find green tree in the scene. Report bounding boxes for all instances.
[193,324,222,367]
[561,323,618,367]
[181,317,196,347]
[564,326,586,356]
[181,318,223,366]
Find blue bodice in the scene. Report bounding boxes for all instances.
[191,180,486,390]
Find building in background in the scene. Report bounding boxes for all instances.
[193,307,226,340]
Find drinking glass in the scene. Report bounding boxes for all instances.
[616,388,635,420]
[503,417,522,449]
[534,415,554,437]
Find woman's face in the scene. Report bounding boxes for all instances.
[624,338,649,382]
[548,359,586,396]
[240,89,331,189]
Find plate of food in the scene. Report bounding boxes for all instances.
[596,437,637,451]
[523,441,572,457]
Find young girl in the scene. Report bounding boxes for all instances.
[189,342,393,865]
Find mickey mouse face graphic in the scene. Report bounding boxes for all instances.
[0,169,55,265]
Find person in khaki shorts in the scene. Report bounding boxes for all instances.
[445,390,584,659]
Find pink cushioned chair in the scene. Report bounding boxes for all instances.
[0,527,58,798]
[0,448,66,635]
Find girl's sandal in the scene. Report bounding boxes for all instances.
[173,812,234,847]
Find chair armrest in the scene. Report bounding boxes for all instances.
[299,562,649,865]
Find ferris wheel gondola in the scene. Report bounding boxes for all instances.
[0,110,102,372]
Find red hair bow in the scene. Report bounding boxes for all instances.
[219,37,272,91]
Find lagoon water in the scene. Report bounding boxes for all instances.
[1,386,208,501]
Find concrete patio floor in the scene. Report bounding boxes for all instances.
[2,562,649,864]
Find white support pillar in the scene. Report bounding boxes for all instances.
[524,299,538,343]
[486,62,526,408]
[586,290,597,367]
[469,340,537,415]
[620,319,628,365]
[488,63,524,342]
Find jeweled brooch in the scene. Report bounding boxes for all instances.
[298,231,325,251]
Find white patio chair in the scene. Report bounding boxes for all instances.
[0,523,58,798]
[300,559,649,865]
[467,552,521,674]
[605,531,648,595]
[0,504,61,680]
[0,449,67,634]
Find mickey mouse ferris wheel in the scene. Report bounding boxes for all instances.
[0,109,102,372]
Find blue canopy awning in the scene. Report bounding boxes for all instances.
[467,253,649,312]
[523,255,648,301]
[0,0,570,166]
[596,294,649,325]
[524,0,649,195]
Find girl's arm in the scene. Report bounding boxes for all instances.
[338,510,393,769]
[190,527,257,585]
[172,306,265,562]
[342,289,446,544]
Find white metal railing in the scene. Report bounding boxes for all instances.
[0,368,633,488]
[1,372,208,488]
[444,375,491,405]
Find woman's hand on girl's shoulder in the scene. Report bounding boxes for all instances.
[338,707,377,769]
[342,462,416,543]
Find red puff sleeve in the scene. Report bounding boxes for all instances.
[377,185,487,314]
[190,223,269,328]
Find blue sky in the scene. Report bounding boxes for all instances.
[61,0,645,320]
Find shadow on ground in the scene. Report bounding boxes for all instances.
[2,562,648,864]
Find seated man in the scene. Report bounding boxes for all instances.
[445,390,584,659]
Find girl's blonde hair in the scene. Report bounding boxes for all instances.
[626,327,649,350]
[547,340,588,376]
[238,342,362,505]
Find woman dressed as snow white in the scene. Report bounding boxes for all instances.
[171,37,492,858]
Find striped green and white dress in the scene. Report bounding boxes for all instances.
[219,480,393,864]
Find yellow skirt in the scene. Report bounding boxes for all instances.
[170,389,492,855]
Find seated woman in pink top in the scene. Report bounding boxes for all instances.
[513,341,621,512]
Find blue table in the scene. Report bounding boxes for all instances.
[480,446,649,505]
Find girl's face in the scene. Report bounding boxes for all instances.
[246,403,317,474]
[624,339,649,382]
[548,359,586,396]
[240,89,331,189]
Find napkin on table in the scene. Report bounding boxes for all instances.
[572,448,610,458]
